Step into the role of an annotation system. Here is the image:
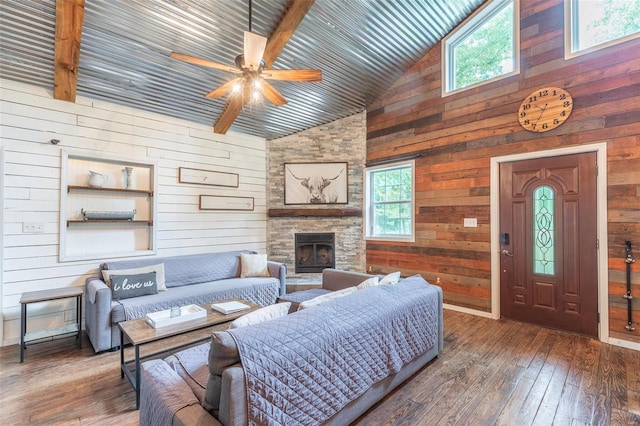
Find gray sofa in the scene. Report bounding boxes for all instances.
[139,271,444,425]
[85,250,286,353]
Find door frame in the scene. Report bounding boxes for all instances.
[0,146,4,345]
[490,142,608,342]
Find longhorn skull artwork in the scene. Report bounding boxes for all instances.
[284,163,348,205]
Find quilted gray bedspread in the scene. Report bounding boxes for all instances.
[228,275,440,425]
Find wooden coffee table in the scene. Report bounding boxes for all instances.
[118,298,259,409]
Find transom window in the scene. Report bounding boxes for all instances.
[443,0,519,94]
[365,161,414,242]
[566,0,640,57]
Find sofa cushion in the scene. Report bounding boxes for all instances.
[204,331,240,412]
[102,263,167,292]
[298,286,357,310]
[164,343,210,403]
[109,271,158,300]
[103,250,253,288]
[356,276,379,290]
[229,302,291,329]
[111,276,280,323]
[240,253,270,278]
[379,271,401,285]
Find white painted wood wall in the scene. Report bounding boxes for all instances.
[0,79,268,346]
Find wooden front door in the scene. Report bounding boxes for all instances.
[499,152,598,337]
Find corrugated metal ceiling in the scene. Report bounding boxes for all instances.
[0,0,484,139]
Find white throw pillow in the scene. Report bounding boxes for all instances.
[228,302,291,329]
[102,263,167,291]
[356,276,379,290]
[240,253,270,278]
[379,271,401,285]
[298,286,357,310]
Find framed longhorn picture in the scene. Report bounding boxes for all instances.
[284,162,348,205]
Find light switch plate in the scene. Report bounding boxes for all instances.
[463,218,478,228]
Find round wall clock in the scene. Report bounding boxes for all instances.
[518,87,573,132]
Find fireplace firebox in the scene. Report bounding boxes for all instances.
[295,233,335,273]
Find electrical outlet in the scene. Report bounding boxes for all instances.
[463,218,478,228]
[23,222,44,233]
[436,277,441,284]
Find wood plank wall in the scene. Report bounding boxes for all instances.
[366,0,640,344]
[0,80,268,345]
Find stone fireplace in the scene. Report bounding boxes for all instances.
[295,233,335,273]
[266,112,366,282]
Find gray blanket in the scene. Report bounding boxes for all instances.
[228,275,440,425]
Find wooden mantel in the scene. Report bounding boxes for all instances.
[268,208,362,217]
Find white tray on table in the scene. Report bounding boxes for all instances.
[145,304,206,328]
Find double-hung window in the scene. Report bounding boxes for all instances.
[365,160,415,242]
[566,0,640,58]
[443,0,519,94]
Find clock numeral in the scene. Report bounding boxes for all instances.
[542,123,549,129]
[538,89,549,97]
[531,124,537,129]
[560,110,566,117]
[522,104,531,110]
[553,118,559,125]
[559,93,566,100]
[529,95,537,102]
[523,119,530,125]
[520,111,527,118]
[563,101,571,107]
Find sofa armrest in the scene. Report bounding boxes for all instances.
[173,404,222,426]
[140,360,209,426]
[84,277,115,353]
[218,364,247,426]
[321,268,375,291]
[267,261,287,296]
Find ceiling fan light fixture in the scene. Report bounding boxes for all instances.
[251,89,262,103]
[244,31,267,70]
[231,82,242,94]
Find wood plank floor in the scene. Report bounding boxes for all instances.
[1,310,638,425]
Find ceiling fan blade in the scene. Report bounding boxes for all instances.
[258,80,288,107]
[214,93,245,134]
[262,69,322,82]
[262,0,316,69]
[170,51,237,73]
[244,31,267,71]
[206,78,242,99]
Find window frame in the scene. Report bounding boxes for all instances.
[564,0,640,59]
[442,0,520,96]
[364,160,415,243]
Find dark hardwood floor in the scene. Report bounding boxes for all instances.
[1,310,638,425]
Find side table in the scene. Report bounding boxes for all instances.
[19,287,83,363]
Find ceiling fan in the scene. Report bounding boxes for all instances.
[170,0,322,134]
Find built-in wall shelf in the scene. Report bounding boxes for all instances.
[67,185,153,196]
[268,208,362,217]
[59,151,158,262]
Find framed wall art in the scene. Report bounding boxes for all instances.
[284,162,348,205]
[179,167,239,187]
[199,195,254,211]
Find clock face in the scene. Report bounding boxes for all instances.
[518,87,573,132]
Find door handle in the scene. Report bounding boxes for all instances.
[501,249,514,257]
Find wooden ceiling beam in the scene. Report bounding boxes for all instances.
[54,0,85,102]
[262,0,315,69]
